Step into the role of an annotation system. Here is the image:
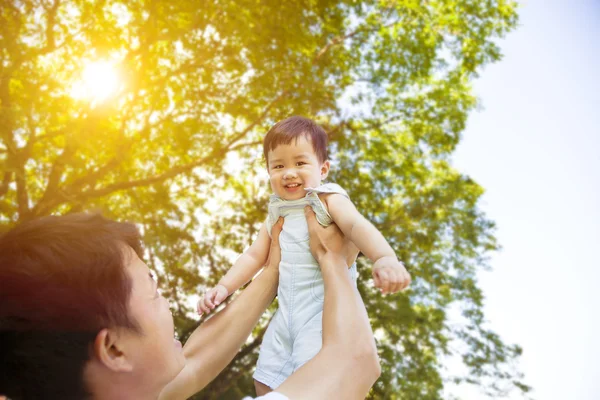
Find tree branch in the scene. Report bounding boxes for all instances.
[312,17,401,64]
[0,2,65,213]
[60,102,191,196]
[0,172,12,198]
[73,152,216,201]
[30,127,66,144]
[31,75,167,216]
[0,49,29,218]
[31,145,75,216]
[41,0,60,55]
[228,140,261,152]
[18,0,63,62]
[224,90,289,149]
[20,107,38,162]
[33,87,288,215]
[61,157,123,204]
[15,170,30,218]
[73,89,288,201]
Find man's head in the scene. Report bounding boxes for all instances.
[263,116,331,200]
[0,213,184,399]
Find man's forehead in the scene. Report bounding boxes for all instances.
[123,247,150,278]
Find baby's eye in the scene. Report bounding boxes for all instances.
[296,161,307,166]
[273,165,284,169]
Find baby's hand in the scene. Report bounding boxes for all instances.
[197,284,229,316]
[372,256,411,295]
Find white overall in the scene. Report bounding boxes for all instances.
[253,183,358,388]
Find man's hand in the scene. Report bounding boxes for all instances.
[264,217,284,270]
[372,256,411,295]
[304,206,358,265]
[275,209,380,400]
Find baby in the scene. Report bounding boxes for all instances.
[198,116,411,395]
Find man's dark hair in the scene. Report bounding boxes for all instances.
[263,116,329,166]
[0,213,143,399]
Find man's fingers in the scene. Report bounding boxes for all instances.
[271,217,284,244]
[265,217,283,269]
[304,206,321,241]
[304,206,318,228]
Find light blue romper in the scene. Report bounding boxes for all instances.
[253,183,358,388]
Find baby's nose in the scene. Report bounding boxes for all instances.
[283,169,298,178]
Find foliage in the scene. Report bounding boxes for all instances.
[0,1,528,398]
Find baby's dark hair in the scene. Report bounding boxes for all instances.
[263,116,328,166]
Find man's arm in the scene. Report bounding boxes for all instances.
[274,208,381,400]
[159,219,283,400]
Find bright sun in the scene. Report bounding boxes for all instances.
[70,60,120,103]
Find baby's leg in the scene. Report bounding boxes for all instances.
[254,379,273,396]
[253,309,294,391]
[291,311,324,372]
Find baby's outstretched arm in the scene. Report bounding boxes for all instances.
[197,223,272,315]
[324,193,411,294]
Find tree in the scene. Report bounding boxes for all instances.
[0,0,529,398]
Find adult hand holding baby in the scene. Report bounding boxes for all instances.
[304,206,356,266]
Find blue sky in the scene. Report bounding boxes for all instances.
[452,0,600,398]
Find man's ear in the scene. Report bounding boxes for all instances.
[93,328,133,372]
[320,160,330,181]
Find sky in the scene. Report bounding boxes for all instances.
[450,0,600,399]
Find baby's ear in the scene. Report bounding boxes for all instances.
[320,160,330,180]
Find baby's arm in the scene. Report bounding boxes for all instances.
[323,194,411,294]
[198,224,271,315]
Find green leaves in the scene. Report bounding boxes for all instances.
[0,0,528,398]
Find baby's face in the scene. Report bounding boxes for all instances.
[267,135,329,200]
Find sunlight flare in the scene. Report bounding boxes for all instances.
[70,60,120,103]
